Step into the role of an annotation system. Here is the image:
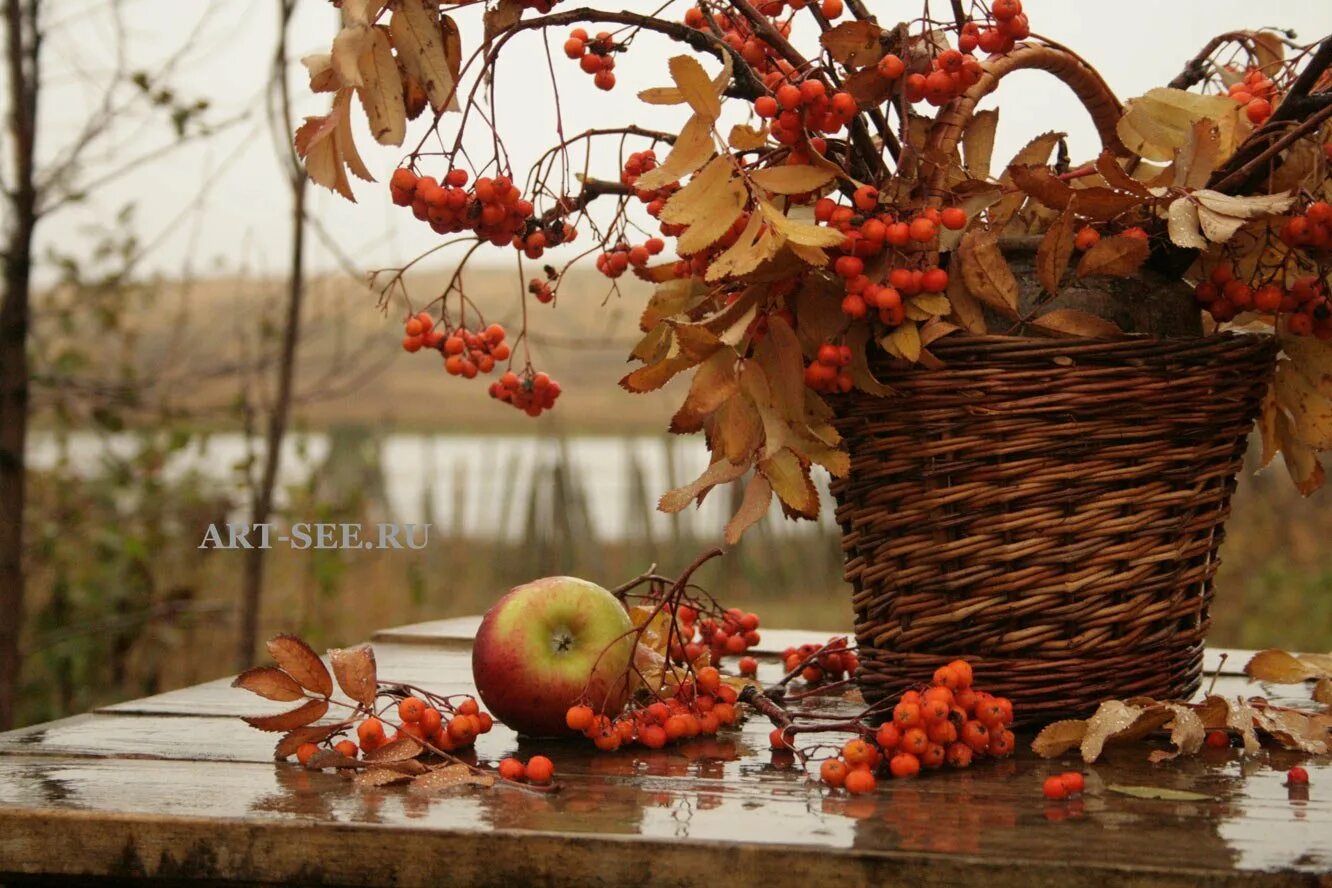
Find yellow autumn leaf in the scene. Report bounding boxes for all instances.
[356,27,405,146]
[391,0,460,113]
[749,164,838,195]
[669,55,721,121]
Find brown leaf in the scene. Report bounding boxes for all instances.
[1245,649,1330,683]
[636,115,715,191]
[671,350,740,433]
[329,645,378,707]
[296,90,360,202]
[307,747,360,770]
[1095,150,1153,197]
[724,473,772,546]
[962,109,999,181]
[1252,706,1330,754]
[881,322,922,363]
[483,0,523,44]
[266,634,333,697]
[1314,678,1332,706]
[1036,211,1076,296]
[355,768,414,787]
[1030,308,1122,339]
[620,355,694,394]
[749,164,837,195]
[356,27,406,146]
[364,735,424,763]
[275,725,339,760]
[958,229,1020,315]
[659,457,749,513]
[1075,235,1149,278]
[1031,719,1088,758]
[233,667,305,702]
[712,387,764,462]
[1146,704,1206,762]
[412,764,495,793]
[1080,700,1172,763]
[760,448,817,519]
[755,316,805,422]
[390,0,460,113]
[243,698,330,733]
[989,131,1065,229]
[843,67,894,109]
[1107,784,1214,801]
[820,20,884,68]
[1009,164,1075,211]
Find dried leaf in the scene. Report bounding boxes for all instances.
[1095,150,1153,197]
[1252,706,1330,754]
[729,123,768,151]
[707,213,778,282]
[412,764,495,793]
[356,27,406,146]
[843,67,894,109]
[266,634,333,697]
[750,164,837,195]
[669,55,721,121]
[1276,363,1332,450]
[990,132,1065,228]
[1173,119,1220,190]
[1314,678,1332,705]
[1031,308,1122,339]
[364,735,423,763]
[755,316,805,422]
[1167,198,1207,249]
[275,725,339,760]
[302,54,338,93]
[390,0,460,113]
[758,196,847,248]
[1030,719,1087,758]
[296,90,361,202]
[962,109,999,181]
[845,324,894,396]
[1075,235,1149,278]
[328,644,378,707]
[233,667,305,702]
[1117,88,1243,162]
[662,159,747,255]
[958,229,1019,314]
[243,698,330,733]
[1036,211,1076,295]
[1245,649,1332,683]
[759,448,817,518]
[724,473,772,545]
[1147,704,1206,762]
[308,747,361,770]
[620,354,694,394]
[671,350,739,433]
[636,115,715,191]
[1107,784,1214,801]
[483,0,523,44]
[659,457,749,513]
[356,768,414,787]
[881,322,921,363]
[1081,700,1172,762]
[820,20,884,68]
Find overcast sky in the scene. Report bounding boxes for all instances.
[12,1,1332,289]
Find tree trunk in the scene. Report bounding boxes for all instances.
[236,0,307,670]
[0,0,40,731]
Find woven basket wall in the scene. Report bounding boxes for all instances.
[829,334,1277,726]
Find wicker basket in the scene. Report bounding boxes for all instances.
[829,335,1277,724]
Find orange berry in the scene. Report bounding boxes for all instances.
[399,697,426,723]
[738,656,759,676]
[876,723,901,750]
[932,665,961,690]
[770,727,794,750]
[696,666,721,692]
[418,707,442,736]
[566,704,594,732]
[357,717,385,746]
[946,742,973,768]
[893,701,922,728]
[821,758,850,788]
[842,738,873,766]
[908,216,937,242]
[1205,729,1230,749]
[498,757,526,781]
[946,659,973,688]
[889,752,921,778]
[878,53,905,80]
[1060,771,1085,794]
[1043,775,1069,799]
[1074,227,1100,250]
[334,739,358,759]
[843,767,876,794]
[526,755,555,784]
[940,207,967,230]
[961,720,990,753]
[989,729,1016,757]
[921,743,946,769]
[296,742,319,766]
[639,724,668,749]
[820,0,844,19]
[901,727,929,756]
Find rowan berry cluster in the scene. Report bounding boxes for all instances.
[401,311,445,353]
[489,369,562,416]
[1280,201,1332,250]
[754,77,859,143]
[903,47,985,106]
[443,324,511,378]
[621,150,680,217]
[595,238,665,278]
[813,661,1015,792]
[814,196,963,323]
[1194,260,1331,337]
[497,755,555,784]
[781,637,859,684]
[389,167,537,248]
[1072,225,1148,251]
[1227,68,1278,125]
[805,342,853,394]
[291,694,495,766]
[564,665,741,751]
[1041,770,1085,800]
[665,605,762,663]
[564,28,617,91]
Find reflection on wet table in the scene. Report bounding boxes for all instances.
[0,618,1327,887]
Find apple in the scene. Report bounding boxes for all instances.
[472,576,635,737]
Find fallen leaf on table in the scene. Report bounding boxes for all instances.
[1108,784,1215,802]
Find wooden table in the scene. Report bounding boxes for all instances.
[0,618,1328,887]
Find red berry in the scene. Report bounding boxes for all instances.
[1043,776,1069,800]
[1287,766,1310,785]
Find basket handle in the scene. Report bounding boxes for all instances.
[923,43,1130,208]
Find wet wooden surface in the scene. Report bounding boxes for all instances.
[0,619,1328,887]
